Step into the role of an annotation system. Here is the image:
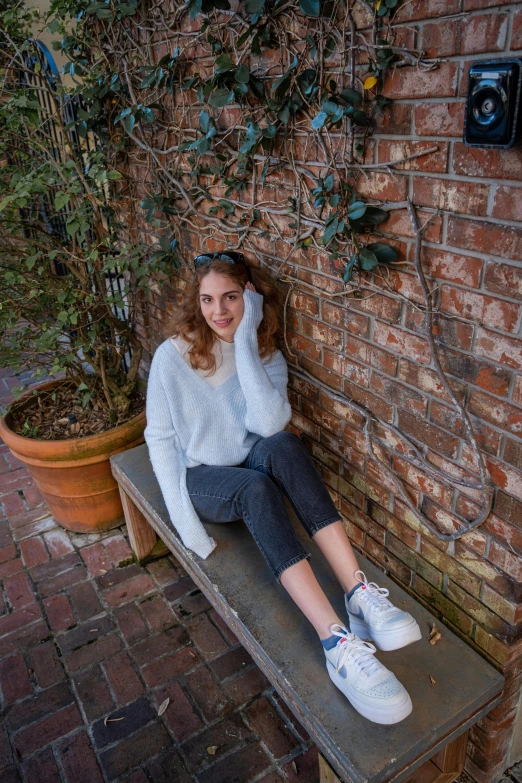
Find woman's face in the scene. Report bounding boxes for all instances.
[199,271,245,343]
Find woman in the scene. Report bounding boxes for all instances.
[144,251,421,725]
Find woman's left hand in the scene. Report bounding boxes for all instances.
[240,283,264,332]
[245,281,257,293]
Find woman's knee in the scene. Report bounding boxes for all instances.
[241,469,280,500]
[264,430,302,454]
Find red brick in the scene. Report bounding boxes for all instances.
[13,703,83,758]
[198,742,270,783]
[59,731,104,783]
[0,652,32,705]
[0,467,30,490]
[104,534,133,565]
[11,515,57,542]
[130,625,188,666]
[374,103,412,135]
[99,723,171,781]
[222,666,270,706]
[67,580,103,621]
[373,322,431,365]
[491,185,522,222]
[394,0,460,21]
[413,177,488,217]
[378,140,448,173]
[289,290,319,316]
[154,679,203,741]
[80,542,111,576]
[22,749,60,783]
[349,292,402,324]
[141,646,199,687]
[23,485,43,509]
[43,529,74,558]
[513,8,522,49]
[0,557,23,579]
[454,143,522,181]
[3,492,25,517]
[28,640,65,688]
[0,601,41,636]
[422,18,461,57]
[4,571,34,609]
[475,327,522,371]
[0,544,15,563]
[384,62,458,99]
[44,593,75,632]
[383,207,442,243]
[414,102,464,138]
[439,286,520,333]
[448,216,522,263]
[355,171,408,202]
[103,574,155,606]
[181,713,251,768]
[65,633,123,673]
[301,314,344,350]
[140,594,177,633]
[485,261,522,301]
[245,696,299,759]
[73,665,115,721]
[114,601,149,644]
[146,557,179,587]
[209,609,239,645]
[283,745,321,783]
[185,612,229,661]
[19,537,49,568]
[104,651,144,705]
[460,12,509,54]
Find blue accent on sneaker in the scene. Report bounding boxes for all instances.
[321,628,349,651]
[345,582,362,602]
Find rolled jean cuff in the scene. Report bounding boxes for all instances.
[309,514,343,538]
[275,552,311,583]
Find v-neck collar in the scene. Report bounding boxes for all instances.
[163,338,239,398]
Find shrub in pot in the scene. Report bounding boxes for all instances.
[0,6,179,531]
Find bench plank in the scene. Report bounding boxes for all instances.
[111,444,504,783]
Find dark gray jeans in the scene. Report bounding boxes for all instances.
[186,431,342,581]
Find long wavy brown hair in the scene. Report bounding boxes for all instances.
[169,258,282,374]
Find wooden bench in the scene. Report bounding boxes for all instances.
[111,443,504,783]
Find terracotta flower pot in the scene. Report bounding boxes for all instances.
[0,380,146,533]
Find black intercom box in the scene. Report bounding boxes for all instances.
[464,59,522,149]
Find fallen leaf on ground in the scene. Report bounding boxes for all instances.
[207,746,219,755]
[90,629,99,632]
[429,624,441,644]
[158,698,169,716]
[291,761,298,774]
[104,716,125,725]
[429,675,437,685]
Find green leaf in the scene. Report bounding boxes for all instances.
[324,35,336,58]
[360,206,388,225]
[187,0,202,19]
[329,194,339,207]
[366,242,397,263]
[54,192,70,210]
[324,173,334,191]
[359,247,379,271]
[347,201,367,220]
[199,110,210,134]
[352,110,370,126]
[343,253,357,283]
[123,114,135,133]
[235,64,250,84]
[245,0,265,13]
[208,88,234,107]
[215,53,235,73]
[323,218,338,245]
[340,88,362,106]
[311,112,327,129]
[299,0,319,16]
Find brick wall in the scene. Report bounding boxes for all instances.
[125,2,522,780]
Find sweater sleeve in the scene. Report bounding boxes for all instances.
[144,351,216,559]
[233,289,292,437]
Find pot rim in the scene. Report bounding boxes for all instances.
[0,378,146,462]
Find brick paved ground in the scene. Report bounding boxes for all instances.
[0,369,319,783]
[0,368,517,783]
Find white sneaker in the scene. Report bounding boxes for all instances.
[324,625,412,724]
[346,570,422,652]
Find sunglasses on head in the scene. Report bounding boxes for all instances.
[193,251,253,283]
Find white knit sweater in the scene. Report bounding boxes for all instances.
[144,289,292,559]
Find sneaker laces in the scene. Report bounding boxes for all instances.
[330,624,382,678]
[354,570,394,614]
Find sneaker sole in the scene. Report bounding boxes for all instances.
[348,616,422,652]
[326,660,413,724]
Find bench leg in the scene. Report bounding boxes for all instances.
[405,730,469,783]
[119,487,157,561]
[319,753,342,783]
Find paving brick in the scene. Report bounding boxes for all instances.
[197,741,271,783]
[0,767,20,783]
[95,564,143,590]
[28,641,65,689]
[65,633,123,673]
[0,721,13,770]
[244,696,299,759]
[0,545,16,564]
[0,653,32,706]
[145,748,192,783]
[184,666,233,722]
[73,665,115,721]
[182,713,251,769]
[141,646,200,688]
[13,703,83,758]
[153,680,203,741]
[114,601,149,644]
[283,745,320,783]
[222,668,271,706]
[67,581,103,621]
[80,543,112,577]
[140,594,177,633]
[103,651,144,705]
[7,681,74,731]
[59,731,104,783]
[30,551,80,583]
[23,485,43,509]
[209,609,240,646]
[43,529,74,558]
[146,558,179,587]
[0,602,41,637]
[19,537,49,568]
[11,515,57,542]
[22,749,61,783]
[163,575,197,602]
[103,574,155,607]
[209,647,254,681]
[92,696,156,747]
[130,625,188,665]
[99,722,172,780]
[2,493,26,518]
[104,534,133,565]
[44,593,76,632]
[0,558,23,580]
[5,571,35,612]
[186,613,230,661]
